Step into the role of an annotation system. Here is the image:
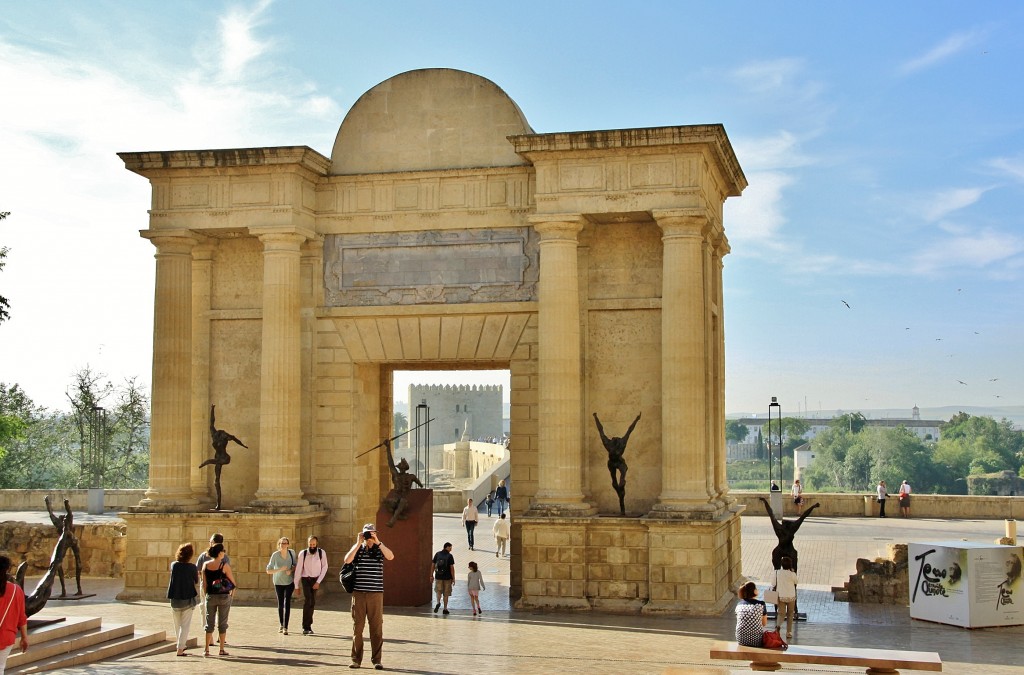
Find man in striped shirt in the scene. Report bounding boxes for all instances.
[344,523,394,670]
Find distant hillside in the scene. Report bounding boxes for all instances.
[727,405,1024,428]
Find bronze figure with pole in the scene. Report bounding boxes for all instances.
[198,405,248,511]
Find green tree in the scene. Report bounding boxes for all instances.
[832,412,867,434]
[393,410,408,436]
[725,419,749,444]
[939,413,1022,473]
[0,384,77,489]
[66,367,150,489]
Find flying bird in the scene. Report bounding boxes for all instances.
[957,380,967,386]
[989,378,999,382]
[841,300,851,309]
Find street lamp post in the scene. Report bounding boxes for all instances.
[414,401,431,488]
[768,397,783,514]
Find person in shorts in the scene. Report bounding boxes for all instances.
[431,542,455,615]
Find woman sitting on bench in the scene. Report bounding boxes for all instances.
[735,581,768,647]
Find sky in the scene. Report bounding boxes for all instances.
[1,1,1022,417]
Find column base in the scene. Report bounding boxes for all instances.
[243,498,317,514]
[130,493,200,513]
[526,500,597,517]
[649,499,724,520]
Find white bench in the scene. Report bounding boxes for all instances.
[710,641,942,674]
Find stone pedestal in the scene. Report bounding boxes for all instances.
[119,509,327,602]
[517,507,744,615]
[380,489,433,607]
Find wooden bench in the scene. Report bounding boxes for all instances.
[710,641,942,674]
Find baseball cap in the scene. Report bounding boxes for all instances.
[361,523,376,533]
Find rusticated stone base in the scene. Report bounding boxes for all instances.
[516,505,744,615]
[118,509,327,602]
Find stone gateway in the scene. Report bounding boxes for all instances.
[119,68,747,613]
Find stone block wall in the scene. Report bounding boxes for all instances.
[517,510,742,615]
[0,489,146,512]
[0,520,127,578]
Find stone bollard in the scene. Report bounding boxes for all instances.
[998,519,1017,546]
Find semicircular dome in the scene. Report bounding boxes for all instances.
[330,68,534,175]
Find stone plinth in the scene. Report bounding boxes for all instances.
[517,507,743,615]
[118,509,327,602]
[379,489,433,607]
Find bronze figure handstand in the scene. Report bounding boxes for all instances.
[44,495,83,597]
[198,405,248,511]
[759,496,820,572]
[594,412,641,515]
[382,438,423,527]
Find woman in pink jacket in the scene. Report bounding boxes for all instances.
[0,555,30,670]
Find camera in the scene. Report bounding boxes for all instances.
[363,531,374,540]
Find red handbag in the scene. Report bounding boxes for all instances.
[762,629,788,650]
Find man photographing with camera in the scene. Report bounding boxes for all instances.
[344,523,394,669]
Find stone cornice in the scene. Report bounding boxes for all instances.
[118,146,331,178]
[509,125,747,197]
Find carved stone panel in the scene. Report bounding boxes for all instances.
[323,227,539,306]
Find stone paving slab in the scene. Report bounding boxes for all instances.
[5,511,1023,673]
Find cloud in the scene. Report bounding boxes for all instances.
[731,58,805,93]
[217,0,275,81]
[910,228,1024,275]
[898,29,984,75]
[989,156,1024,183]
[920,186,991,222]
[724,171,794,249]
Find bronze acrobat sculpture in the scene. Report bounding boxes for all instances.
[759,496,820,572]
[44,495,83,597]
[199,405,248,511]
[382,438,423,527]
[16,497,83,615]
[594,412,641,516]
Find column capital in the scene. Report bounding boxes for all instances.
[250,227,311,250]
[528,214,585,240]
[650,210,708,237]
[140,230,199,254]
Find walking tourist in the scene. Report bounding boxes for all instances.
[266,537,296,634]
[774,556,798,640]
[295,535,328,635]
[735,581,768,647]
[344,523,394,670]
[466,561,485,616]
[201,543,236,656]
[484,492,495,517]
[495,480,509,516]
[431,542,456,615]
[0,555,29,670]
[493,512,510,557]
[195,532,230,634]
[166,543,199,657]
[462,498,479,550]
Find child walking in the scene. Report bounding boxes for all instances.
[467,561,485,616]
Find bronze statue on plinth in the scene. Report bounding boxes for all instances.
[759,496,820,572]
[382,439,424,527]
[44,496,83,597]
[198,405,248,511]
[594,412,641,516]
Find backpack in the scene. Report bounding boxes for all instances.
[339,548,360,593]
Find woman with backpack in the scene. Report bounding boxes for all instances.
[266,537,297,635]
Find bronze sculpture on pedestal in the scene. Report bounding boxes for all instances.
[44,496,83,597]
[593,412,641,516]
[198,405,248,511]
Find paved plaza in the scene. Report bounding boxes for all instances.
[7,511,1024,673]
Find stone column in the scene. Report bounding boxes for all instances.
[651,210,718,518]
[528,215,592,514]
[137,232,198,510]
[190,239,215,504]
[250,230,309,510]
[712,231,731,502]
[299,237,323,501]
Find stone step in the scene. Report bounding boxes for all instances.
[117,635,199,660]
[5,616,167,674]
[7,629,166,673]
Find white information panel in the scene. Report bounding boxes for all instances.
[909,541,1023,628]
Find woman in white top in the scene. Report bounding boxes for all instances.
[876,480,888,518]
[774,556,799,639]
[462,498,480,551]
[791,479,804,514]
